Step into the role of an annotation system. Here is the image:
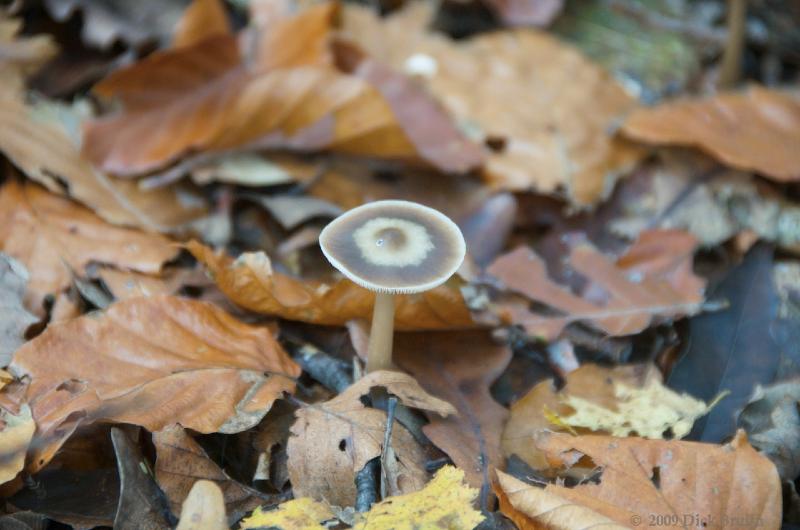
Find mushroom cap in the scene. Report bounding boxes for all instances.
[319,200,466,294]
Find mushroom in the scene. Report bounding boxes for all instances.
[319,200,466,372]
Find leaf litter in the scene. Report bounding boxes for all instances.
[0,0,798,527]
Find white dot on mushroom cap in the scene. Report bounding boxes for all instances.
[353,217,434,267]
[404,53,438,77]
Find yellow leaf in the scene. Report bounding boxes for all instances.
[239,497,334,530]
[352,466,483,530]
[557,378,720,439]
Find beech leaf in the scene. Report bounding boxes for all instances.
[10,295,300,472]
[187,241,473,329]
[623,87,800,182]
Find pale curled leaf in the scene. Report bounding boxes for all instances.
[286,370,454,506]
[0,405,35,486]
[188,241,473,329]
[175,480,227,530]
[10,295,300,472]
[623,86,800,182]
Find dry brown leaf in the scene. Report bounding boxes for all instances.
[498,431,782,530]
[0,95,207,232]
[503,364,712,470]
[478,229,704,339]
[341,3,643,206]
[349,326,511,500]
[173,0,231,49]
[83,3,478,177]
[0,254,37,366]
[0,404,35,487]
[97,267,204,301]
[175,479,228,530]
[623,87,800,182]
[0,180,179,315]
[9,295,300,472]
[154,425,264,519]
[187,240,473,329]
[495,471,629,530]
[286,370,455,506]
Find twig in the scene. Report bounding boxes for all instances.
[288,341,353,394]
[379,396,398,500]
[719,0,747,88]
[354,459,380,512]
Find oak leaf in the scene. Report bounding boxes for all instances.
[10,295,300,472]
[341,3,643,206]
[623,86,800,182]
[0,180,179,315]
[497,431,782,530]
[478,229,704,339]
[187,241,473,329]
[286,370,455,506]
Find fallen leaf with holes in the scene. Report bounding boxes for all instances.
[0,405,35,486]
[623,87,800,182]
[497,431,782,529]
[349,325,511,499]
[0,95,207,232]
[286,370,455,506]
[503,364,716,470]
[0,180,179,315]
[341,3,643,206]
[0,254,37,366]
[10,295,300,472]
[352,466,483,529]
[83,1,479,177]
[154,425,265,519]
[0,18,57,94]
[175,480,227,530]
[240,498,334,530]
[475,229,704,340]
[739,378,800,482]
[187,241,473,329]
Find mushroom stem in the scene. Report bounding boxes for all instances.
[719,0,746,88]
[366,292,395,372]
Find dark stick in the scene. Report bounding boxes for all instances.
[354,458,380,512]
[379,396,398,499]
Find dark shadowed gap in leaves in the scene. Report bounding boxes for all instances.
[668,243,780,442]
